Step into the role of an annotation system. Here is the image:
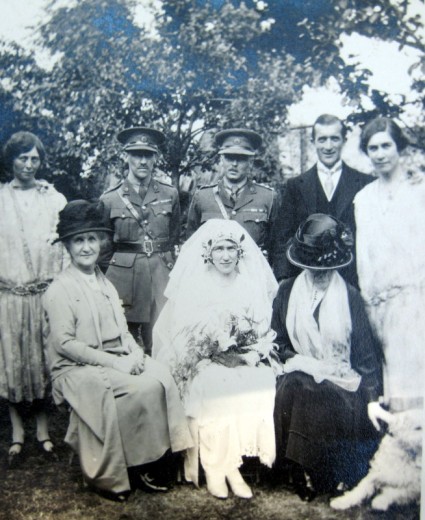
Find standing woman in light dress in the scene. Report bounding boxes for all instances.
[0,131,67,465]
[355,116,424,423]
[153,219,281,500]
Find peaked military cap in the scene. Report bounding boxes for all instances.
[215,128,262,156]
[117,126,165,153]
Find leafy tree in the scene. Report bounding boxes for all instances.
[0,0,423,198]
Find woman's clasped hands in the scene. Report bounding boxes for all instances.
[113,349,146,375]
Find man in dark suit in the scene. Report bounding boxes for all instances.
[272,114,375,286]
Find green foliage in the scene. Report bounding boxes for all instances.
[0,0,423,198]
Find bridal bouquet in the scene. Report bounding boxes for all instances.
[172,311,281,397]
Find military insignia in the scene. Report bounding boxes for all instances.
[141,135,148,143]
[234,138,241,144]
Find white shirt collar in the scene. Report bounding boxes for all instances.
[317,161,343,201]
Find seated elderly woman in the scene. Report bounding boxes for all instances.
[272,214,382,500]
[153,219,281,499]
[42,201,192,501]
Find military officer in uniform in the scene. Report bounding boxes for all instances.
[99,127,180,354]
[186,128,278,258]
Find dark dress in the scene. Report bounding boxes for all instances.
[272,278,382,491]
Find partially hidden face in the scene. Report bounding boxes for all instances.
[67,232,101,273]
[125,150,157,181]
[220,154,253,184]
[366,131,400,177]
[307,268,333,291]
[313,122,345,169]
[211,239,239,275]
[13,146,41,187]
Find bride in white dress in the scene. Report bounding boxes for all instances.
[153,219,280,499]
[355,116,424,421]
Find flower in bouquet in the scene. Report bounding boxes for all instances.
[171,312,282,397]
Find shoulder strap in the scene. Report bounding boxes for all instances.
[117,186,144,227]
[212,185,230,220]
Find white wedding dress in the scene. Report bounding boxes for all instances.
[153,220,279,483]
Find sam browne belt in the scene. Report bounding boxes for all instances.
[115,240,171,256]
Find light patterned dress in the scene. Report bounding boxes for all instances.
[355,174,425,411]
[0,180,67,402]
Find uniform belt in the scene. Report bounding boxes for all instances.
[115,240,171,255]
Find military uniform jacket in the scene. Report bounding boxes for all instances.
[186,179,278,256]
[99,177,180,322]
[271,162,375,285]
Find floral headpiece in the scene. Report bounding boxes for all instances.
[202,231,245,264]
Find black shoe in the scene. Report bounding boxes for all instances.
[8,442,24,469]
[138,472,170,493]
[294,482,317,502]
[38,439,59,461]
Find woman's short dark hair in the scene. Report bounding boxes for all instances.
[360,117,409,154]
[2,131,46,172]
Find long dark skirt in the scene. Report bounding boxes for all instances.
[273,371,379,491]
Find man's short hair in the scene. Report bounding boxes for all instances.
[312,114,347,140]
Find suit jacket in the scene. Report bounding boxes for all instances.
[186,178,278,256]
[272,162,375,285]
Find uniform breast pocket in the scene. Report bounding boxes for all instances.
[242,211,268,225]
[110,208,139,241]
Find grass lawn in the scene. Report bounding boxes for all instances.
[0,400,419,520]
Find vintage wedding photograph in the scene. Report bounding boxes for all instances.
[0,0,423,519]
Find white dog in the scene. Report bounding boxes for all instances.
[330,408,422,511]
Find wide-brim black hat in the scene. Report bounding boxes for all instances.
[214,128,262,156]
[286,213,353,271]
[53,200,113,244]
[117,126,165,153]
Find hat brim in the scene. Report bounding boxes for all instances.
[53,227,114,244]
[286,243,353,271]
[218,147,255,156]
[117,127,165,145]
[123,144,158,153]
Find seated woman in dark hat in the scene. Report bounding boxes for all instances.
[42,201,192,501]
[271,214,382,500]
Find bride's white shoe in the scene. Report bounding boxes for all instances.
[205,471,228,499]
[226,469,253,499]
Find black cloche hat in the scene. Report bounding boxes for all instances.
[54,200,113,243]
[286,213,353,270]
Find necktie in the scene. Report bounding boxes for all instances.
[138,184,147,201]
[230,188,238,206]
[324,171,334,200]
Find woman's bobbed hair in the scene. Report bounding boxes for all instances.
[360,117,409,154]
[2,131,46,172]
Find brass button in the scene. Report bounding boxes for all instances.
[232,210,237,215]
